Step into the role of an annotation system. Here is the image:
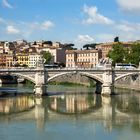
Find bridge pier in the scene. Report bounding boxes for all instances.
[34,58,48,96]
[101,83,114,96]
[95,82,102,94]
[34,84,47,96]
[101,64,114,96]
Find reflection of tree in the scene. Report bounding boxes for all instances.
[117,95,140,114]
[86,93,94,107]
[128,96,140,113]
[131,120,140,133]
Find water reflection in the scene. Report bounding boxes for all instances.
[0,95,35,114]
[48,93,101,114]
[0,92,140,133]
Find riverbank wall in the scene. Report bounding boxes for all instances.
[49,73,140,91]
[48,73,94,87]
[115,74,140,91]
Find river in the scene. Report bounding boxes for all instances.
[0,84,140,140]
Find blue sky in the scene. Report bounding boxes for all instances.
[0,0,140,48]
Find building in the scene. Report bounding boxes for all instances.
[6,55,13,67]
[0,42,5,54]
[37,42,67,65]
[96,42,133,59]
[17,54,29,67]
[28,54,43,68]
[66,49,101,68]
[0,54,6,67]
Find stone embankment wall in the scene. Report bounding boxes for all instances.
[50,73,140,91]
[49,73,92,86]
[115,74,140,91]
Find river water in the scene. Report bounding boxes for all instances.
[0,84,140,140]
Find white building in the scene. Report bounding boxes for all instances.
[29,54,43,68]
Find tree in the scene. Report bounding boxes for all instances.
[62,43,75,49]
[127,43,140,66]
[114,36,119,42]
[43,41,52,46]
[108,43,125,66]
[43,51,53,64]
[83,43,99,50]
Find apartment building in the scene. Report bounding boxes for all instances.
[17,54,29,66]
[28,54,43,68]
[37,43,66,65]
[0,54,6,67]
[96,42,133,58]
[6,55,13,67]
[0,42,5,54]
[66,49,101,68]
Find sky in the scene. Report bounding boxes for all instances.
[0,0,140,48]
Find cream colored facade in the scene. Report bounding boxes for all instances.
[29,54,43,68]
[66,49,101,68]
[6,55,13,67]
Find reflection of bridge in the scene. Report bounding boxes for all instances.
[0,61,140,95]
[1,94,140,131]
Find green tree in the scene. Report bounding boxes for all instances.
[83,43,99,50]
[43,51,53,64]
[114,36,119,42]
[127,43,140,66]
[108,43,125,66]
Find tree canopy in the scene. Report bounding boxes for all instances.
[127,43,140,66]
[83,43,99,50]
[114,36,119,42]
[43,51,53,64]
[107,43,126,66]
[43,41,52,45]
[108,42,140,66]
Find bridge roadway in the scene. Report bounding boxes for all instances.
[0,64,140,96]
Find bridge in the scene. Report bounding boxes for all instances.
[0,60,140,96]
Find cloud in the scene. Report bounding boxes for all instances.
[83,4,114,25]
[117,0,140,13]
[96,33,115,42]
[116,24,135,32]
[74,34,95,48]
[114,21,140,41]
[41,21,54,30]
[6,25,20,34]
[76,34,95,43]
[3,20,55,38]
[2,0,13,9]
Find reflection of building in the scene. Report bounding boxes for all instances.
[0,96,35,114]
[49,94,96,113]
[66,50,101,68]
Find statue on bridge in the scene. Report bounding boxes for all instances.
[99,57,112,65]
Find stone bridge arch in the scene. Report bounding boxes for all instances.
[9,73,36,84]
[115,72,140,82]
[47,71,103,84]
